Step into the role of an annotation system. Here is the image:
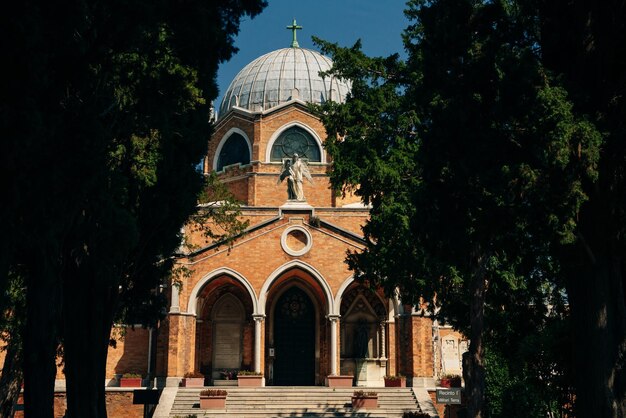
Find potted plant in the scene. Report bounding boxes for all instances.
[199,389,227,409]
[182,371,205,387]
[326,375,354,387]
[438,374,462,388]
[384,374,406,387]
[351,390,378,409]
[220,369,237,380]
[236,370,264,387]
[119,372,143,387]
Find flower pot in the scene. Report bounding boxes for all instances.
[351,395,378,409]
[200,395,226,409]
[237,375,264,387]
[119,377,143,387]
[182,377,205,387]
[384,377,406,387]
[439,377,462,388]
[326,375,353,387]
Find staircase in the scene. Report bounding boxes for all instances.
[168,386,424,418]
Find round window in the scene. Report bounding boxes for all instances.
[280,226,313,256]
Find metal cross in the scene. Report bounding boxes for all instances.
[286,18,302,48]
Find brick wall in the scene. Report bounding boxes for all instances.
[106,326,150,378]
[140,102,439,385]
[14,391,143,418]
[411,316,435,377]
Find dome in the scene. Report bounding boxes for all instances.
[219,48,350,118]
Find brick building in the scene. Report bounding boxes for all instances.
[7,29,469,418]
[125,39,466,389]
[89,38,465,396]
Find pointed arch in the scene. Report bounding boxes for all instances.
[334,275,355,316]
[259,260,333,316]
[187,267,258,316]
[335,276,401,320]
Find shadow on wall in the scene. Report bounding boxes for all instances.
[107,326,150,386]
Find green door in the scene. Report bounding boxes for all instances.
[273,287,315,385]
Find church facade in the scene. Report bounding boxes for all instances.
[101,34,466,389]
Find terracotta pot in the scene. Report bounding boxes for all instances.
[119,377,143,387]
[237,375,264,387]
[384,377,406,387]
[326,375,353,387]
[439,377,461,388]
[200,395,226,409]
[182,377,205,387]
[351,396,378,409]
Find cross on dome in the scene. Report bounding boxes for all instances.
[286,18,302,48]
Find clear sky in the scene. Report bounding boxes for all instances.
[216,0,410,111]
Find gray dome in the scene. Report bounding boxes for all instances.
[219,48,350,118]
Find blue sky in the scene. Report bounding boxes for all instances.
[216,0,410,110]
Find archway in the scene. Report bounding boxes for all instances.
[192,275,255,380]
[272,286,316,385]
[339,283,388,386]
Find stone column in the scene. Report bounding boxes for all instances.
[380,321,387,359]
[252,314,265,373]
[327,315,340,375]
[170,285,180,313]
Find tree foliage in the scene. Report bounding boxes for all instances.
[1,1,265,416]
[314,0,609,416]
[537,1,626,416]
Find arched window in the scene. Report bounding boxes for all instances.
[270,126,321,162]
[216,133,250,171]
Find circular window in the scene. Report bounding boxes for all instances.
[281,226,313,256]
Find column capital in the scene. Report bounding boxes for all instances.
[252,314,266,322]
[326,314,341,322]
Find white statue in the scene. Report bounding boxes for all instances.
[279,153,313,201]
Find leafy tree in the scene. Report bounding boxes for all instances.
[534,1,626,416]
[314,0,599,416]
[1,1,264,417]
[483,313,574,417]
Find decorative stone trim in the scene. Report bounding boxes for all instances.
[280,225,312,256]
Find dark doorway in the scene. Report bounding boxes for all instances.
[273,287,315,385]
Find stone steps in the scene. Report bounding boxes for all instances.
[168,387,425,418]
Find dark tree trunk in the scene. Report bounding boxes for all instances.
[0,253,10,325]
[23,261,60,418]
[0,337,23,418]
[566,249,626,417]
[63,262,117,418]
[466,271,488,418]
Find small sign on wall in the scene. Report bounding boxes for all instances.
[436,388,462,404]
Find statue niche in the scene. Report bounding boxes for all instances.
[340,288,388,386]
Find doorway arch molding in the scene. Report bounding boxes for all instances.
[259,260,334,316]
[187,267,259,316]
[335,275,402,320]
